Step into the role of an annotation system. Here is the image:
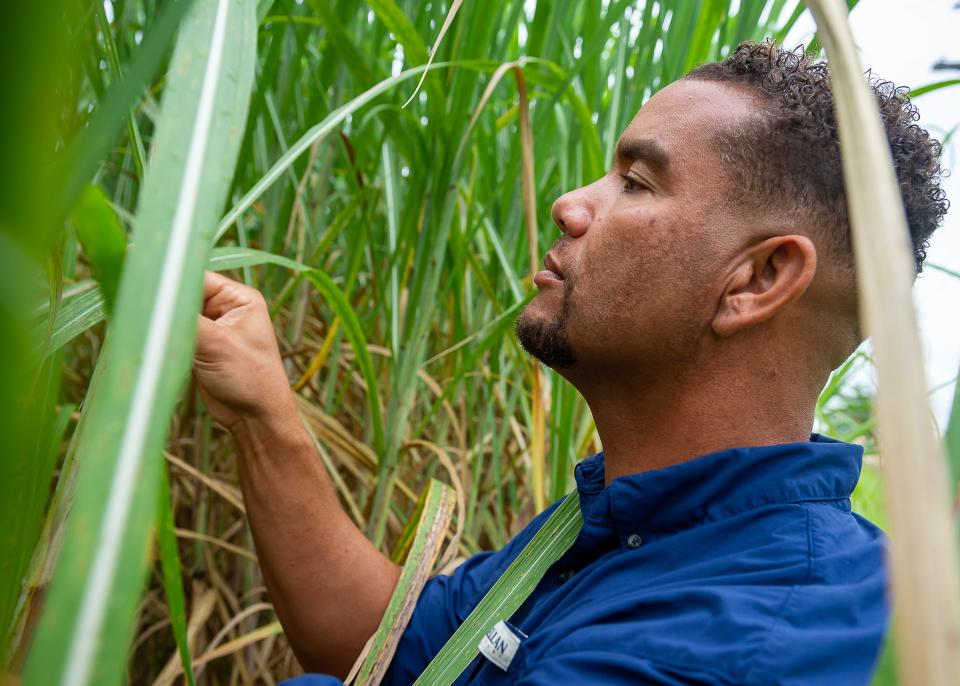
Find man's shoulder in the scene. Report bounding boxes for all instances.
[804,500,888,581]
[524,500,888,685]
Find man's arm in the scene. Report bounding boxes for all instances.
[192,271,400,678]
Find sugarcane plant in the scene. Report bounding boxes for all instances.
[2,0,958,684]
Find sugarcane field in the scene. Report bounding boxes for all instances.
[3,0,960,684]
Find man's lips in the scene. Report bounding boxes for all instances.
[544,252,563,277]
[545,253,565,278]
[533,270,563,287]
[534,252,565,288]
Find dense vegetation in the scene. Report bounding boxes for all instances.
[1,0,957,684]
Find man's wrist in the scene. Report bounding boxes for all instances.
[229,400,311,455]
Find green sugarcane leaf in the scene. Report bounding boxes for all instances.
[303,270,387,454]
[33,282,105,358]
[207,246,386,455]
[351,479,456,686]
[33,246,385,470]
[946,364,960,488]
[0,396,73,660]
[157,467,196,686]
[44,287,105,356]
[59,0,196,216]
[928,263,960,280]
[414,491,583,686]
[870,631,899,686]
[207,245,306,272]
[70,186,127,314]
[910,78,960,98]
[22,1,257,684]
[93,3,147,180]
[364,0,429,66]
[256,0,276,23]
[35,245,300,358]
[214,60,464,243]
[310,1,378,85]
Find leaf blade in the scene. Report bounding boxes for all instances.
[22,1,258,683]
[70,186,127,313]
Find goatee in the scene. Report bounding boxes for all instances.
[515,281,577,368]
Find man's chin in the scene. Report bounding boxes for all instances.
[514,310,577,368]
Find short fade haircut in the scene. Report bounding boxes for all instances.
[685,40,948,274]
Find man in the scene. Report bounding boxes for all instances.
[193,42,947,685]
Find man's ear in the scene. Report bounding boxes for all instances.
[712,235,817,338]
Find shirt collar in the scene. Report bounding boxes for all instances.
[573,433,863,549]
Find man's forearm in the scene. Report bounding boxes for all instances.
[231,410,401,678]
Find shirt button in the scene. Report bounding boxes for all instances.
[558,569,575,583]
[626,533,643,549]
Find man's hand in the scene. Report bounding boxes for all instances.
[193,271,295,432]
[191,271,399,677]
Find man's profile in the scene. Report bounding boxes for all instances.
[192,41,948,685]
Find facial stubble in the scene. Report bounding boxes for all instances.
[515,275,577,368]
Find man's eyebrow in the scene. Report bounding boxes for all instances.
[614,137,670,173]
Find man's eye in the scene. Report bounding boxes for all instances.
[620,174,645,193]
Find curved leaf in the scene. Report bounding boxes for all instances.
[70,186,126,313]
[22,1,258,684]
[208,246,386,455]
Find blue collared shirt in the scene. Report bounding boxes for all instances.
[284,435,888,685]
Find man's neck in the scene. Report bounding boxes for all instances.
[572,362,818,486]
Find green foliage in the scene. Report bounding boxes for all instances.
[0,0,81,661]
[70,186,127,313]
[21,1,257,684]
[9,0,954,683]
[58,0,197,215]
[415,492,583,685]
[911,79,960,98]
[946,365,960,488]
[354,479,456,685]
[157,468,197,686]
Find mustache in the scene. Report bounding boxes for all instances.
[545,236,575,278]
[549,236,574,254]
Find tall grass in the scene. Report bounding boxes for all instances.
[3,0,957,683]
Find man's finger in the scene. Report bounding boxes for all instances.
[194,313,222,360]
[201,270,259,320]
[203,270,236,300]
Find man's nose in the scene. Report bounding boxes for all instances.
[551,187,592,238]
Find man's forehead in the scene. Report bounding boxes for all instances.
[616,79,758,163]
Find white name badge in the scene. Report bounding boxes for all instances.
[478,620,522,671]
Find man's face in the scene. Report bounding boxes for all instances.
[516,79,761,379]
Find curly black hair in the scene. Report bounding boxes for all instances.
[685,40,948,274]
